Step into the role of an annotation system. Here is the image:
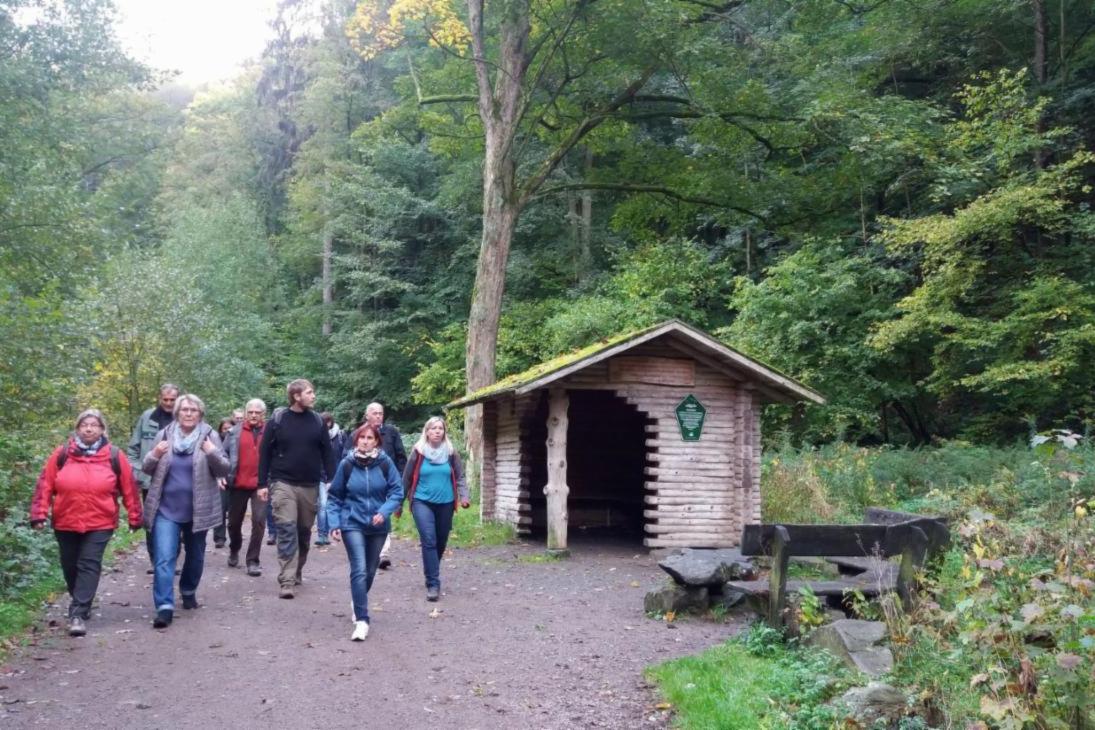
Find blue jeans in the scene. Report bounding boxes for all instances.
[341,530,387,622]
[152,513,207,611]
[315,482,329,541]
[411,499,454,590]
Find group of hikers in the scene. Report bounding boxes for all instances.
[29,379,469,642]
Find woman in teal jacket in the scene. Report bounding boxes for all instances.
[326,423,403,641]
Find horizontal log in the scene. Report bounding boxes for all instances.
[647,475,732,485]
[645,495,739,505]
[645,524,736,535]
[740,524,891,558]
[645,538,740,548]
[645,503,737,515]
[645,465,735,476]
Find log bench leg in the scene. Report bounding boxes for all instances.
[768,525,791,628]
[897,525,928,609]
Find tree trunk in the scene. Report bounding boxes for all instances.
[321,226,333,337]
[578,146,592,283]
[463,0,530,472]
[1032,0,1048,84]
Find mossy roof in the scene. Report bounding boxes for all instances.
[447,319,825,409]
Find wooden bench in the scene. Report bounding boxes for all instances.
[730,514,946,628]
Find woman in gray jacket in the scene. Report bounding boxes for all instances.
[142,394,230,628]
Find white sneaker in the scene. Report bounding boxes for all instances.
[351,621,369,641]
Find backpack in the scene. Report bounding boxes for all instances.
[56,445,122,479]
[270,407,325,430]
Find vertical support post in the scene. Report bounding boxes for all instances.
[544,388,570,555]
[896,525,928,609]
[768,525,791,628]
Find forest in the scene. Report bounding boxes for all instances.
[3,0,1095,726]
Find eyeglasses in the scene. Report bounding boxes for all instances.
[178,407,200,414]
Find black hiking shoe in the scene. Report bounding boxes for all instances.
[227,551,239,567]
[153,610,173,628]
[181,595,199,610]
[426,586,440,602]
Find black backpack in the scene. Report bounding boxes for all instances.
[56,445,122,479]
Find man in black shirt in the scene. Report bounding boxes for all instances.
[258,379,336,598]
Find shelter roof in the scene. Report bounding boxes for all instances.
[447,319,825,409]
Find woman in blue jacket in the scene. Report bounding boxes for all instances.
[327,423,403,641]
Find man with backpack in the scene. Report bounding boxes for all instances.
[258,379,336,599]
[222,398,269,576]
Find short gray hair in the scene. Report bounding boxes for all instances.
[245,398,267,412]
[173,393,206,418]
[160,383,180,396]
[75,408,108,435]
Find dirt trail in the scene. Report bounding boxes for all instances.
[0,531,741,728]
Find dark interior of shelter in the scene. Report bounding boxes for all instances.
[525,389,652,544]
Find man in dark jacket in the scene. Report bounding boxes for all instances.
[258,379,336,599]
[363,402,406,569]
[126,383,179,570]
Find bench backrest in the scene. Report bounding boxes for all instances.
[739,519,945,558]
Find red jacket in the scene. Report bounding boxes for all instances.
[30,439,143,532]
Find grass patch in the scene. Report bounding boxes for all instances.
[390,501,516,548]
[647,624,850,729]
[516,551,565,564]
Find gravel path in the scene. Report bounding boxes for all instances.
[0,530,742,728]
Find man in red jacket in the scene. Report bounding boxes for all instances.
[222,398,269,576]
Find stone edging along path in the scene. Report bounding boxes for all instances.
[0,534,741,728]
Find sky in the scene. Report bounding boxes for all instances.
[112,0,280,84]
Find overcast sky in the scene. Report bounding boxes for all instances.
[113,0,280,84]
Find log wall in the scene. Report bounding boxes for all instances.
[479,336,764,547]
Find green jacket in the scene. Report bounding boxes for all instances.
[126,408,170,490]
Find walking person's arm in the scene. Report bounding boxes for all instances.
[326,458,350,541]
[116,453,143,529]
[451,452,470,508]
[29,447,62,528]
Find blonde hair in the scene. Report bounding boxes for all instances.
[414,416,454,455]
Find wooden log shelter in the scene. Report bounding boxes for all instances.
[448,320,825,551]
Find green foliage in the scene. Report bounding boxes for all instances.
[648,622,851,729]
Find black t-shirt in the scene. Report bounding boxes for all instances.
[149,406,173,430]
[257,409,336,487]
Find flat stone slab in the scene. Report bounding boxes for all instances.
[658,548,756,587]
[643,583,709,614]
[835,682,908,723]
[807,620,892,678]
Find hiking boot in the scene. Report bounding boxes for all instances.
[266,537,276,545]
[246,563,262,577]
[314,537,330,546]
[279,587,294,599]
[227,551,239,568]
[351,621,369,641]
[378,556,391,570]
[181,595,199,610]
[152,610,173,628]
[213,540,226,549]
[294,574,303,586]
[68,617,86,637]
[426,585,440,602]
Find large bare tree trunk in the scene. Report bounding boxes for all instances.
[463,0,530,472]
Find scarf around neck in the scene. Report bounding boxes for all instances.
[74,435,106,456]
[421,442,450,465]
[353,446,380,466]
[172,423,205,455]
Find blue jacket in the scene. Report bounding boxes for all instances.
[326,451,403,534]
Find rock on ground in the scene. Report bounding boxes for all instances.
[657,548,756,587]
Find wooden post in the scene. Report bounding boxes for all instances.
[544,388,570,555]
[896,525,928,609]
[768,525,791,628]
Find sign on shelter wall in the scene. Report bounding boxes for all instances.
[675,394,706,441]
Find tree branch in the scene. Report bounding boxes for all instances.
[532,182,768,222]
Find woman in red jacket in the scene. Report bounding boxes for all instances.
[30,409,143,637]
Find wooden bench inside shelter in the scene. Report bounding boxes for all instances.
[728,508,949,628]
